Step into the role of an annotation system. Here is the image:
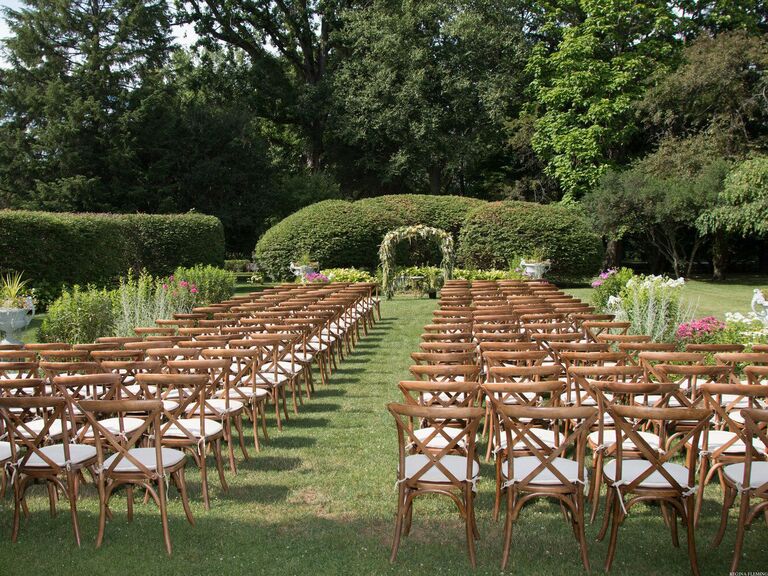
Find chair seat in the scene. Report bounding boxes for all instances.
[640,394,685,408]
[286,352,314,363]
[502,455,585,485]
[413,426,467,449]
[588,430,661,451]
[723,461,768,490]
[262,361,302,375]
[124,384,157,397]
[78,417,145,438]
[688,430,763,454]
[25,443,97,468]
[604,459,691,490]
[719,393,752,408]
[104,447,185,472]
[499,428,564,451]
[19,418,69,439]
[163,418,224,439]
[216,386,269,400]
[255,372,290,385]
[403,454,479,483]
[186,399,244,415]
[0,441,11,462]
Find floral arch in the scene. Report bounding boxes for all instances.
[378,224,455,298]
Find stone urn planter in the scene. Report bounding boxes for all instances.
[520,260,551,280]
[289,261,320,278]
[0,303,34,345]
[752,288,768,328]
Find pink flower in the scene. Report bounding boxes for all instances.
[180,280,189,288]
[190,288,198,294]
[162,284,168,290]
[591,279,604,288]
[169,275,174,281]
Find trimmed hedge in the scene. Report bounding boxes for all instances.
[457,201,603,281]
[0,210,225,305]
[253,195,483,280]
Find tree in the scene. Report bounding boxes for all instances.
[0,0,174,211]
[329,0,529,196]
[179,0,351,171]
[528,0,679,199]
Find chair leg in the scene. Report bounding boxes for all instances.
[501,486,515,570]
[597,487,614,541]
[590,453,603,523]
[694,455,708,527]
[174,470,195,526]
[234,415,249,461]
[157,476,172,555]
[730,491,751,573]
[464,488,477,569]
[11,478,25,542]
[604,495,622,572]
[575,492,590,571]
[684,496,700,576]
[251,404,261,452]
[390,486,407,564]
[199,446,210,510]
[214,439,228,492]
[96,478,108,548]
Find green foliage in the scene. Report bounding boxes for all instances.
[590,267,635,312]
[457,201,603,281]
[224,260,250,272]
[321,268,376,283]
[0,210,225,307]
[698,156,768,237]
[253,195,482,280]
[0,271,31,308]
[452,268,523,281]
[174,265,234,305]
[39,285,116,344]
[393,266,444,296]
[528,0,678,198]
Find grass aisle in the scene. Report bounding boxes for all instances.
[0,298,760,575]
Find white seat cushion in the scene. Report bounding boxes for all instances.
[19,418,69,439]
[690,430,763,454]
[25,443,97,468]
[413,427,467,449]
[124,384,157,396]
[216,386,269,400]
[163,418,224,439]
[588,430,661,451]
[604,459,691,490]
[186,398,244,415]
[502,455,585,485]
[78,417,145,438]
[403,454,479,483]
[255,372,289,385]
[104,447,185,472]
[262,361,302,375]
[499,428,564,451]
[641,394,685,408]
[723,461,768,490]
[0,441,11,462]
[287,352,314,363]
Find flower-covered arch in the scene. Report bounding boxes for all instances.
[378,225,455,298]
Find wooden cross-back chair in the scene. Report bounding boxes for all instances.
[79,399,194,555]
[711,408,768,572]
[387,403,484,568]
[408,364,480,383]
[409,352,476,367]
[483,380,566,519]
[166,358,248,473]
[581,320,631,342]
[138,373,228,510]
[0,395,97,546]
[0,349,38,380]
[597,404,712,575]
[488,401,598,571]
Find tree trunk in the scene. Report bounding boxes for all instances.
[711,231,728,281]
[428,165,442,195]
[604,238,623,269]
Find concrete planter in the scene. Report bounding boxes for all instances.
[0,306,34,345]
[521,260,551,280]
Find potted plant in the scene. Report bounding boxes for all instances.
[421,266,444,299]
[289,252,320,277]
[0,271,36,344]
[518,248,551,280]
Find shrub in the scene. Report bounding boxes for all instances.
[320,268,376,283]
[174,265,234,305]
[457,201,603,282]
[39,285,116,344]
[452,268,523,281]
[608,275,695,342]
[253,195,484,280]
[0,210,225,307]
[590,267,635,312]
[224,259,250,272]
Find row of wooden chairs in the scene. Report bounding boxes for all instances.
[389,279,767,573]
[0,281,381,553]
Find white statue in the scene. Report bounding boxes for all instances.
[751,288,768,328]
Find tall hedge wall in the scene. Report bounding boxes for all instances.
[253,195,483,279]
[457,201,603,280]
[0,210,225,303]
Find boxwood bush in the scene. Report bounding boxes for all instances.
[456,201,603,281]
[0,210,225,306]
[253,195,483,280]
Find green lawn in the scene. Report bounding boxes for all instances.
[0,297,761,575]
[566,274,767,319]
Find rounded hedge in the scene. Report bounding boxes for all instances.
[457,201,603,280]
[0,210,225,305]
[253,195,483,280]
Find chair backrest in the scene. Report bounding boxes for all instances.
[740,408,768,497]
[487,364,562,384]
[387,403,484,486]
[408,364,480,382]
[409,352,477,366]
[398,381,481,408]
[490,402,597,489]
[137,373,210,442]
[0,396,70,471]
[79,399,163,477]
[0,349,38,379]
[607,404,712,493]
